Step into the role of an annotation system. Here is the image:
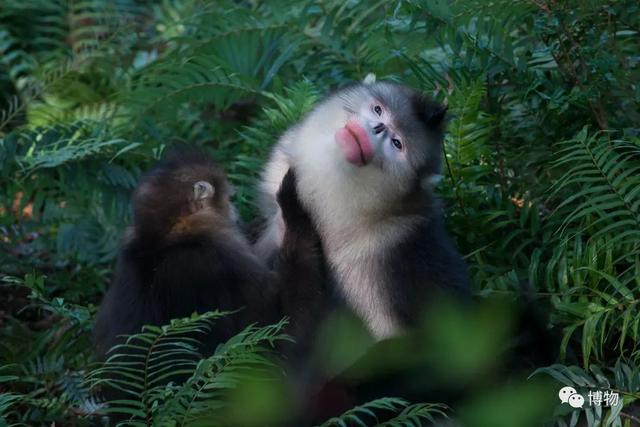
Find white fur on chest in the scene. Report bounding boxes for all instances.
[324,224,402,339]
[309,179,418,339]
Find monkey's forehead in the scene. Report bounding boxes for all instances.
[331,82,431,124]
[332,81,414,102]
[367,83,441,121]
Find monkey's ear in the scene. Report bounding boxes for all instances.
[193,181,214,201]
[425,104,448,129]
[363,73,376,85]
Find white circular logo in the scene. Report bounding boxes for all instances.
[569,394,585,409]
[558,386,577,403]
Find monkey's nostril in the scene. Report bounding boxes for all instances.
[373,123,385,134]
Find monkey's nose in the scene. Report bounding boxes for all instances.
[373,123,386,134]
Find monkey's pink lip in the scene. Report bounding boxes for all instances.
[335,120,374,166]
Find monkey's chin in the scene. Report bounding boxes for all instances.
[335,120,374,166]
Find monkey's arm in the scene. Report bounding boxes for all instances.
[272,169,328,356]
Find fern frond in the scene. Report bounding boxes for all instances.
[0,393,21,419]
[157,320,289,426]
[550,128,640,249]
[14,121,138,174]
[377,403,449,427]
[180,26,302,91]
[446,79,494,165]
[541,128,640,364]
[125,60,260,123]
[317,397,447,427]
[410,0,536,73]
[317,397,410,427]
[533,362,640,427]
[296,0,390,80]
[0,28,37,91]
[88,313,290,425]
[551,282,639,366]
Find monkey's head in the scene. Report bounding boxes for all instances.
[290,79,446,213]
[132,151,237,240]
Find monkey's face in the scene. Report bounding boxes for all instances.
[329,82,446,200]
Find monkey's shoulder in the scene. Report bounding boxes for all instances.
[385,214,471,294]
[120,229,265,287]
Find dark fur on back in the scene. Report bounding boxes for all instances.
[385,213,471,326]
[93,150,270,358]
[94,152,327,366]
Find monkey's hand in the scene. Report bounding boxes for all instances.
[277,168,315,234]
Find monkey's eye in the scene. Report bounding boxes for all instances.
[391,138,403,150]
[374,105,382,116]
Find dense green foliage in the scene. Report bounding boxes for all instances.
[1,0,639,425]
